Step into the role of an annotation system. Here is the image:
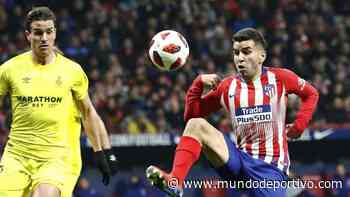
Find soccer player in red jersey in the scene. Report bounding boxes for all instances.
[146,28,319,197]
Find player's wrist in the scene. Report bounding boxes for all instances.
[292,122,305,134]
[94,150,104,156]
[286,123,303,139]
[103,148,112,154]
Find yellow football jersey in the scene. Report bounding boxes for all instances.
[65,99,82,173]
[60,101,83,197]
[0,51,88,160]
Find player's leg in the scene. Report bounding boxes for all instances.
[31,158,66,197]
[32,183,60,197]
[0,151,31,197]
[146,118,240,196]
[172,117,230,178]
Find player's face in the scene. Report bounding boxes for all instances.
[25,20,56,59]
[233,40,266,81]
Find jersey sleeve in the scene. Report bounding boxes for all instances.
[71,65,89,101]
[184,75,223,123]
[0,64,10,96]
[278,68,319,134]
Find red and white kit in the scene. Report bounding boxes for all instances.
[185,67,319,174]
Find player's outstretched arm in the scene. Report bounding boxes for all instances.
[184,74,222,122]
[77,95,118,185]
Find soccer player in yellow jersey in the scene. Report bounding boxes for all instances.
[0,7,117,197]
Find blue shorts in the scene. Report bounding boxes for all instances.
[215,134,288,197]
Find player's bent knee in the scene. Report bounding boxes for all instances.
[32,183,60,197]
[184,118,208,135]
[184,118,217,141]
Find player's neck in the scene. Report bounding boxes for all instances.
[242,67,262,82]
[251,68,262,81]
[32,51,56,65]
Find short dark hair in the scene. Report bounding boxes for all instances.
[232,28,267,50]
[25,6,56,31]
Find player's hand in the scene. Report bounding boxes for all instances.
[200,74,221,89]
[286,124,301,139]
[94,150,111,185]
[104,149,119,175]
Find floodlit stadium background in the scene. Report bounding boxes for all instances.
[0,1,349,197]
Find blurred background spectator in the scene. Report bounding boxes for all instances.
[0,0,349,137]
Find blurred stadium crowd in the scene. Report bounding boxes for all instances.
[0,0,349,196]
[0,0,349,137]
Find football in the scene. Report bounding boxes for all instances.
[148,30,189,71]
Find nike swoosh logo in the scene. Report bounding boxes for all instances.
[314,129,334,140]
[229,94,235,98]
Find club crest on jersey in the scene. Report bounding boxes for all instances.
[22,76,31,84]
[263,84,275,98]
[56,76,62,86]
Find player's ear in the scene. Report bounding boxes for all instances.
[25,30,31,42]
[260,51,266,64]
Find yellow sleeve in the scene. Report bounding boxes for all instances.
[0,64,9,96]
[72,65,89,100]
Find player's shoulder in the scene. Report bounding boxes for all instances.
[1,51,32,69]
[266,66,287,73]
[265,66,297,77]
[218,74,236,89]
[57,53,84,72]
[266,66,297,73]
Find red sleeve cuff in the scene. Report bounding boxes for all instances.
[292,121,306,134]
[193,75,203,89]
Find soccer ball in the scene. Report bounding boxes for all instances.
[148,30,189,71]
